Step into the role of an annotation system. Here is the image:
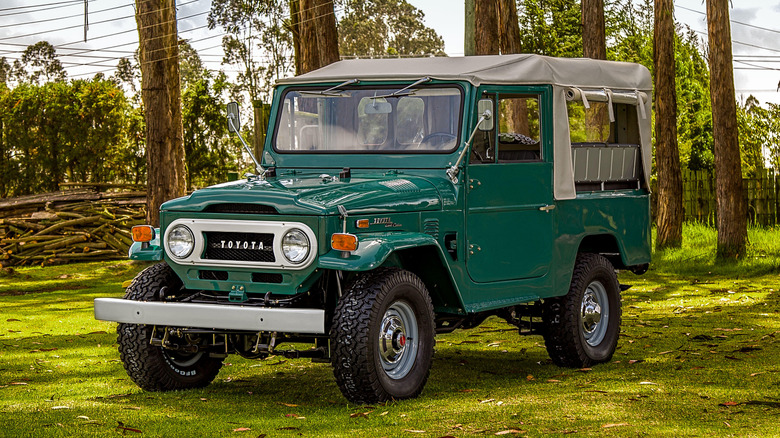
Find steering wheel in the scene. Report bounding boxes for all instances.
[418,132,456,149]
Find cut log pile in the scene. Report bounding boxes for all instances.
[0,184,147,267]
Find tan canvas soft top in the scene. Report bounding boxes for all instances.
[277,54,652,200]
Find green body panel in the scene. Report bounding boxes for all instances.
[128,229,163,261]
[319,232,439,271]
[142,80,650,314]
[162,175,443,216]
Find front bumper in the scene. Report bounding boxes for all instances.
[94,298,325,334]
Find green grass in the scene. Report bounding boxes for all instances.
[1,226,779,437]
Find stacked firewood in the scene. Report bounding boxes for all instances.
[0,184,147,267]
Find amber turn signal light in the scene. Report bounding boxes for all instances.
[131,225,155,243]
[356,219,370,229]
[331,233,358,252]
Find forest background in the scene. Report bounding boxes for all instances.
[0,0,778,200]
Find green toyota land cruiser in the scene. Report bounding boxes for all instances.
[95,54,652,403]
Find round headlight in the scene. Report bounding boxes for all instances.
[167,225,194,259]
[282,229,310,264]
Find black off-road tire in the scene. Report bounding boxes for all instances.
[330,268,435,404]
[117,262,223,391]
[542,253,622,368]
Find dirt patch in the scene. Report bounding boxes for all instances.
[0,284,89,297]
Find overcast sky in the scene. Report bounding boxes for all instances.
[0,0,778,104]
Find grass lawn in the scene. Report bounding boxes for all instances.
[1,224,779,437]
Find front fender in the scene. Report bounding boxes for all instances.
[318,232,438,271]
[128,228,163,261]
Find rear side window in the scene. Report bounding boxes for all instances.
[567,100,643,191]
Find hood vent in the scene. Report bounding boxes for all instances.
[379,179,419,193]
[203,203,278,215]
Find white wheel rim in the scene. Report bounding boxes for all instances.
[581,280,609,347]
[378,300,418,379]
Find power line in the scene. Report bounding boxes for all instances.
[0,2,131,30]
[675,4,780,36]
[0,0,84,14]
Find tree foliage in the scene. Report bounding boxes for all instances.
[0,78,139,197]
[339,0,445,58]
[11,41,67,85]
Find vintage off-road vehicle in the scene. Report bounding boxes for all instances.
[95,54,652,403]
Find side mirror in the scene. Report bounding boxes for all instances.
[227,102,241,133]
[477,99,494,131]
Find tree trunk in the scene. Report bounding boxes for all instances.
[314,0,339,67]
[498,0,521,54]
[299,0,320,73]
[135,0,186,227]
[706,0,747,259]
[295,0,339,75]
[497,0,528,134]
[289,0,303,76]
[582,0,606,60]
[474,0,499,55]
[653,0,683,249]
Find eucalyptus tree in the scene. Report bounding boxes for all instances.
[339,0,444,58]
[11,42,66,85]
[705,0,746,260]
[654,0,683,249]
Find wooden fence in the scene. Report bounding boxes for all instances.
[681,168,779,226]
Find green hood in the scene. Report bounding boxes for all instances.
[161,174,444,215]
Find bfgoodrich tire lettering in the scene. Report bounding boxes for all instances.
[542,253,622,367]
[330,268,435,403]
[116,262,223,391]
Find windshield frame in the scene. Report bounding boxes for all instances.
[270,81,465,155]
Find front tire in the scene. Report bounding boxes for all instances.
[330,268,435,403]
[117,262,223,391]
[542,254,622,367]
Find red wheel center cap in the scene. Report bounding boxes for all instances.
[398,334,406,347]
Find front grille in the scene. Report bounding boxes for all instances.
[203,203,278,214]
[203,232,275,262]
[252,273,284,284]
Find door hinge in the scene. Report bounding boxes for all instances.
[468,179,481,190]
[468,243,481,255]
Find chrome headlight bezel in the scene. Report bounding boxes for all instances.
[281,228,310,264]
[166,224,195,259]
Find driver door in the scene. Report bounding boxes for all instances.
[465,87,554,283]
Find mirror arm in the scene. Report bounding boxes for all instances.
[446,109,492,184]
[228,117,265,179]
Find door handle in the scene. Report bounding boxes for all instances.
[539,204,556,212]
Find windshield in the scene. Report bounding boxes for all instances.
[274,85,462,153]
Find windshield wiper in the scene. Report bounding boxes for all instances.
[370,76,431,99]
[299,78,359,97]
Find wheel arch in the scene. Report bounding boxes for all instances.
[318,232,465,314]
[577,233,627,269]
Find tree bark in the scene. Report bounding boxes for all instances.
[135,0,186,226]
[497,0,528,134]
[314,0,339,67]
[654,0,683,249]
[498,0,521,54]
[706,0,747,259]
[295,0,339,75]
[582,0,607,60]
[289,0,303,76]
[474,0,499,55]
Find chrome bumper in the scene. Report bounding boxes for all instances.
[94,298,325,334]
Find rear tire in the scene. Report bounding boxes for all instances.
[330,268,435,403]
[542,254,621,367]
[117,262,223,391]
